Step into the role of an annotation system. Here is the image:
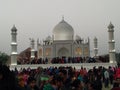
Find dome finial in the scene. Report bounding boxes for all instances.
[110,21,112,24]
[13,24,16,28]
[62,15,64,21]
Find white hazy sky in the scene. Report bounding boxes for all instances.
[0,0,120,56]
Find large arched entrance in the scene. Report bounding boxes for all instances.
[58,47,69,58]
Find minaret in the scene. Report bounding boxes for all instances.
[37,38,39,59]
[108,22,116,63]
[30,38,35,60]
[88,37,90,57]
[11,25,18,65]
[94,37,98,57]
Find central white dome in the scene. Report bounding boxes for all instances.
[53,18,74,40]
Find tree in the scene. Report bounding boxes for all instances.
[0,52,9,64]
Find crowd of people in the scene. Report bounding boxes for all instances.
[1,63,120,90]
[18,56,109,65]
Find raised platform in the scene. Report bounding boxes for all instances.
[10,63,117,71]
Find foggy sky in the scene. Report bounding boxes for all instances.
[0,0,120,56]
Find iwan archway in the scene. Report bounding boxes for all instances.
[57,47,70,58]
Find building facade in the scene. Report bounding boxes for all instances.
[37,18,90,60]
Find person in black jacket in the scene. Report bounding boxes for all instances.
[27,76,39,90]
[0,65,16,90]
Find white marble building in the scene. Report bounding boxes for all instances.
[37,18,90,60]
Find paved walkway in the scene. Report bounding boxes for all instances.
[102,84,112,90]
